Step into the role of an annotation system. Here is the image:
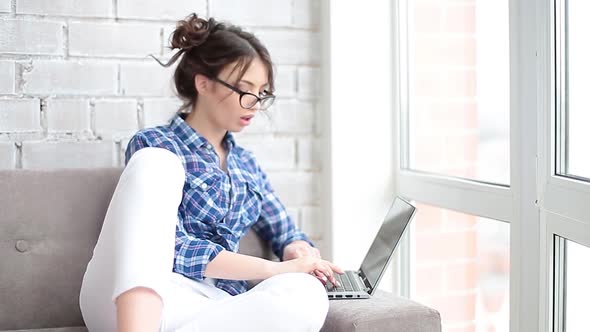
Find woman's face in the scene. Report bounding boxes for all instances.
[201,57,271,133]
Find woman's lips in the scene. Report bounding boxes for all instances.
[240,115,254,125]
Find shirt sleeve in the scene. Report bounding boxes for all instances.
[124,131,149,166]
[250,163,314,260]
[173,226,226,280]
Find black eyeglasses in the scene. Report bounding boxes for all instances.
[211,77,276,110]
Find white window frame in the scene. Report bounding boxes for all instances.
[393,0,541,331]
[538,0,590,330]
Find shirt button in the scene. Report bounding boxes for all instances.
[206,144,212,150]
[201,183,208,190]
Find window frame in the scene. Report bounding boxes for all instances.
[393,0,539,331]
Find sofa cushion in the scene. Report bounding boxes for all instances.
[321,290,441,332]
[0,168,272,330]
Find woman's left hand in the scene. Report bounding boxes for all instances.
[282,240,340,286]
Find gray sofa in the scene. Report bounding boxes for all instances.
[0,168,441,332]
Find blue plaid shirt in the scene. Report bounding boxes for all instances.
[124,113,313,296]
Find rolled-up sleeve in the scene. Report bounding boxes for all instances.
[251,165,314,260]
[124,132,149,165]
[173,227,225,280]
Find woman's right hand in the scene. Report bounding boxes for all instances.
[273,256,344,286]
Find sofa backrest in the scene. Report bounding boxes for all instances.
[0,168,272,330]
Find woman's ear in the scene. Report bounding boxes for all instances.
[194,74,209,95]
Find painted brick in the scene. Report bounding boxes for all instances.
[120,62,176,96]
[142,98,181,128]
[286,207,300,228]
[0,61,15,94]
[301,206,322,238]
[118,0,207,20]
[16,0,112,17]
[22,60,118,95]
[313,101,322,136]
[21,140,115,169]
[265,171,317,206]
[0,142,15,169]
[297,66,320,100]
[297,137,321,170]
[0,19,64,55]
[161,25,176,59]
[0,98,40,132]
[0,0,11,13]
[94,99,139,140]
[45,98,91,132]
[271,100,314,134]
[293,0,320,29]
[210,0,291,27]
[236,135,296,170]
[254,30,320,65]
[274,65,297,98]
[69,22,160,58]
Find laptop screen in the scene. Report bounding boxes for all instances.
[359,197,416,290]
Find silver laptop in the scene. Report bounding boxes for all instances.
[325,196,416,300]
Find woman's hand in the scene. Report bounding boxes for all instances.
[274,256,344,286]
[282,241,342,286]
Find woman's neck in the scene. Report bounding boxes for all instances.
[184,105,226,150]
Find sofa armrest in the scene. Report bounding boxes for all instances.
[321,290,441,332]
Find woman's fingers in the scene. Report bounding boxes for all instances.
[311,270,328,285]
[313,260,342,286]
[328,261,344,275]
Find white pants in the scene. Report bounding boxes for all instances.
[79,147,329,332]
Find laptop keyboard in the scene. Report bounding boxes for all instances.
[327,271,362,292]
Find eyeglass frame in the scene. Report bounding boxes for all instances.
[210,76,276,110]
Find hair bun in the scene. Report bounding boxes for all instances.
[170,13,216,51]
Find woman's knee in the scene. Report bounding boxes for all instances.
[275,273,329,330]
[126,147,185,189]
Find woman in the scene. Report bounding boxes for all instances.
[79,13,342,332]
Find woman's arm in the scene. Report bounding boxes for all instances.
[204,250,342,281]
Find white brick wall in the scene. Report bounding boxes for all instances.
[17,0,112,18]
[69,22,161,58]
[293,0,320,29]
[274,65,297,98]
[45,98,91,133]
[93,99,138,139]
[0,61,15,94]
[237,135,296,171]
[254,30,320,65]
[21,141,115,169]
[0,98,41,132]
[1,0,324,247]
[297,137,321,170]
[120,62,175,96]
[0,142,15,168]
[0,19,65,55]
[0,0,11,13]
[22,60,118,95]
[211,0,292,27]
[297,66,320,100]
[142,98,181,128]
[118,0,207,20]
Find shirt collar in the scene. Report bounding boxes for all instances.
[170,113,236,151]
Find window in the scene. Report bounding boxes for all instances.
[405,0,510,185]
[563,239,590,330]
[412,203,509,331]
[557,0,590,180]
[545,1,590,331]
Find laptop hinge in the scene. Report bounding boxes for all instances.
[358,269,372,292]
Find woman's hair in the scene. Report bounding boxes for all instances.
[152,13,275,113]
